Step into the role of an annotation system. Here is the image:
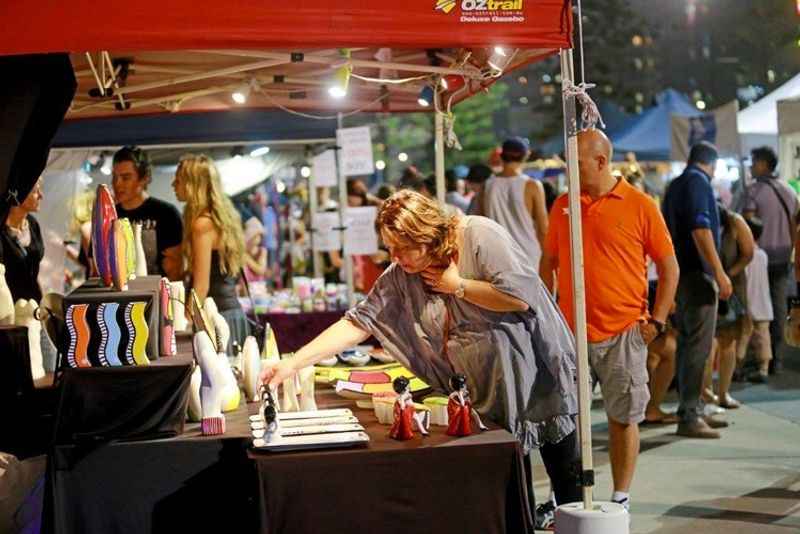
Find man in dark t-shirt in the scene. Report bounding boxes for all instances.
[112,146,183,280]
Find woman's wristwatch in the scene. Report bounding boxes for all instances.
[455,279,466,299]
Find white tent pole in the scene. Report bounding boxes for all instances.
[560,48,594,510]
[435,111,446,205]
[335,113,356,307]
[308,171,323,279]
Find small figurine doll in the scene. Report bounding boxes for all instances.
[389,376,429,440]
[446,373,488,437]
[259,384,280,442]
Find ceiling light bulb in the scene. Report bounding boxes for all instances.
[250,146,270,157]
[328,64,352,99]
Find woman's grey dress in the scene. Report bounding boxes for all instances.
[346,216,578,453]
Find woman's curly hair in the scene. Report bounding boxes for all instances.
[376,189,458,265]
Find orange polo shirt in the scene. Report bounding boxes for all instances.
[543,178,675,342]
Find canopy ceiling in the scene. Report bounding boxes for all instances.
[0,1,571,119]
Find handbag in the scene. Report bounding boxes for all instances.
[717,293,745,329]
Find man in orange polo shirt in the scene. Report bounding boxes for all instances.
[540,129,679,514]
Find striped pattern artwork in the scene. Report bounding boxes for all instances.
[64,301,150,368]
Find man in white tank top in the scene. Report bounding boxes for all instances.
[476,137,548,270]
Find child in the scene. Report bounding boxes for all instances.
[743,216,773,383]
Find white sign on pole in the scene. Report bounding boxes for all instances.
[312,150,338,187]
[336,126,374,176]
[344,206,378,255]
[311,212,341,252]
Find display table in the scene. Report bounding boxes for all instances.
[45,337,531,534]
[251,403,532,534]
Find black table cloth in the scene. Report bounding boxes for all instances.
[45,346,531,534]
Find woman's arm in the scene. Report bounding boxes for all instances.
[728,214,754,278]
[190,216,216,302]
[260,318,369,387]
[421,261,529,312]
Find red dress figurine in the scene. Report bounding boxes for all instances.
[446,374,488,437]
[389,376,429,440]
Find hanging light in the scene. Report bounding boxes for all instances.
[696,100,707,110]
[300,166,311,178]
[488,46,509,71]
[250,146,270,157]
[398,152,408,162]
[375,160,386,170]
[232,83,249,104]
[441,74,466,92]
[328,64,352,98]
[417,86,434,107]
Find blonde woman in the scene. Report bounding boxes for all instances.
[172,154,248,351]
[261,189,581,508]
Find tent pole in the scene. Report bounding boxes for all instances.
[308,170,323,279]
[335,112,356,307]
[559,48,594,510]
[435,111,446,205]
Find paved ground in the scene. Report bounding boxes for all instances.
[532,349,800,533]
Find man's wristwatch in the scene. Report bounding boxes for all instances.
[648,318,666,335]
[455,279,466,299]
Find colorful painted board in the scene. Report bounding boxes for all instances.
[90,184,118,288]
[160,277,176,356]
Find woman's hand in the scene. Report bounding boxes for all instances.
[420,261,462,294]
[260,358,298,388]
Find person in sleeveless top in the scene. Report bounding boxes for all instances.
[704,205,754,409]
[476,137,548,270]
[172,154,248,352]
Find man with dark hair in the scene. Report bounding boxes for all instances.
[742,146,797,375]
[465,163,492,215]
[663,141,732,439]
[477,137,548,268]
[112,146,183,280]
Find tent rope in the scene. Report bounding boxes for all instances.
[563,0,605,130]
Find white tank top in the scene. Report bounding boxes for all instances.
[482,174,542,269]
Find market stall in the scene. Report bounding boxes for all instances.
[0,1,607,532]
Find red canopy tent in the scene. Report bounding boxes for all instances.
[0,0,602,518]
[0,1,572,118]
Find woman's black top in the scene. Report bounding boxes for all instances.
[0,215,44,302]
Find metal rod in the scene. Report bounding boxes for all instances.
[112,58,288,96]
[84,52,104,95]
[560,48,594,511]
[198,49,470,77]
[434,111,446,205]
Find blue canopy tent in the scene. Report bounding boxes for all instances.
[52,109,337,148]
[610,89,701,161]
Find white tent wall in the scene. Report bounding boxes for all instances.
[777,98,800,183]
[37,148,302,296]
[40,150,92,294]
[738,72,800,155]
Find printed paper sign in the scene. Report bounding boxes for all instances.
[311,212,341,252]
[312,150,338,187]
[343,207,378,255]
[337,126,374,177]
